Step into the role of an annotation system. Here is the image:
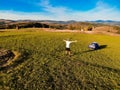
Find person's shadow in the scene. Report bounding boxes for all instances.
[78,45,107,54]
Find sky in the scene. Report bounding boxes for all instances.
[0,0,120,21]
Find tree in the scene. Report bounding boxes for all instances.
[87,25,93,31]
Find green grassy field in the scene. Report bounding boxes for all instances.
[0,29,120,90]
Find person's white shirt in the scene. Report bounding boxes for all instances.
[64,40,77,48]
[66,41,72,48]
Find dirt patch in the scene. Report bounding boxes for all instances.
[43,28,120,36]
[0,49,14,66]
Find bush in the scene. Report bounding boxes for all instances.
[87,25,93,31]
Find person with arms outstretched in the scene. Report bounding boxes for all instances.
[63,39,77,55]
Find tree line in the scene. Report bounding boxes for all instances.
[1,21,119,32]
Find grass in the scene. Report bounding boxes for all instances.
[0,29,120,90]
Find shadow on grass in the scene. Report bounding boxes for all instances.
[74,44,120,73]
[99,45,107,49]
[80,45,108,54]
[78,59,120,73]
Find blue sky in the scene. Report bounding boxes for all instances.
[0,0,120,21]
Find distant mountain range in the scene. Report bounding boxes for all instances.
[88,20,120,26]
[0,19,120,26]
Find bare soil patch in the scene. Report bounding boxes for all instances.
[0,49,14,66]
[43,28,120,36]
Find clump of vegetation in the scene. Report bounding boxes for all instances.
[87,25,93,31]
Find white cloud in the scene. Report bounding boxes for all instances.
[0,0,120,21]
[39,0,68,14]
[0,10,54,20]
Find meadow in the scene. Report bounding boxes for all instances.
[0,29,120,90]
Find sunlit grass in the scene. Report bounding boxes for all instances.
[0,29,120,90]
